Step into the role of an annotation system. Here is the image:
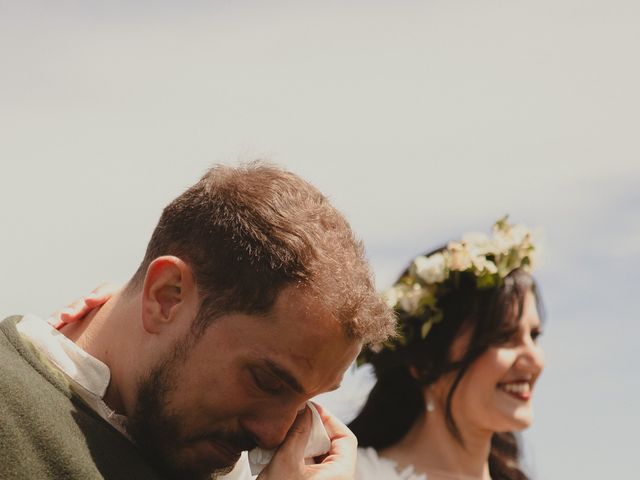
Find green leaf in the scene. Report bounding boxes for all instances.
[420,320,434,339]
[495,215,510,231]
[476,272,497,289]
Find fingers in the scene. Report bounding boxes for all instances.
[277,406,313,464]
[311,403,357,474]
[257,407,312,478]
[314,403,356,444]
[48,283,118,329]
[257,405,357,480]
[55,298,87,326]
[83,283,118,308]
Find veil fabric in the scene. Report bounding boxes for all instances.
[312,362,377,424]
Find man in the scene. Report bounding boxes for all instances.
[0,163,396,480]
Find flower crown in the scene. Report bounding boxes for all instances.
[360,217,537,361]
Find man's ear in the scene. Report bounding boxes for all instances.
[141,256,196,334]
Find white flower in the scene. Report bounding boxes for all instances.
[398,284,425,314]
[382,286,401,309]
[512,225,529,242]
[471,255,498,274]
[447,242,473,271]
[462,232,493,256]
[413,253,448,284]
[493,223,532,254]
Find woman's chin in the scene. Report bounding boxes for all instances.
[495,411,533,433]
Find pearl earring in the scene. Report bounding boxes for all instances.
[426,398,435,412]
[426,393,435,412]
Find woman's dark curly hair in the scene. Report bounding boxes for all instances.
[349,250,544,480]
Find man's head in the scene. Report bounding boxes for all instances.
[116,163,395,479]
[127,162,390,341]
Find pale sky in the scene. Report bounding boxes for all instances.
[2,1,639,477]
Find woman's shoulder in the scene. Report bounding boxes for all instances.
[356,447,427,480]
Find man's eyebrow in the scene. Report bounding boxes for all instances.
[264,360,306,395]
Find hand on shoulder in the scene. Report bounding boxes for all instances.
[48,283,117,329]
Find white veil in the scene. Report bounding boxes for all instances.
[312,362,377,425]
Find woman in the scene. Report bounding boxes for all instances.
[349,218,544,480]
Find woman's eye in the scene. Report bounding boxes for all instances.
[531,328,543,342]
[251,369,285,394]
[497,331,518,346]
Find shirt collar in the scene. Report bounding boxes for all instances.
[16,314,111,398]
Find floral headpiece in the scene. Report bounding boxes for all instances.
[360,217,536,361]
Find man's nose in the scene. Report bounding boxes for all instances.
[241,405,304,450]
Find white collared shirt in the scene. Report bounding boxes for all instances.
[17,314,130,437]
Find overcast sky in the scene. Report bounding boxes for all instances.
[2,1,639,477]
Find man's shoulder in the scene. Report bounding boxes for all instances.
[0,315,165,480]
[0,315,22,344]
[0,314,67,399]
[0,315,32,389]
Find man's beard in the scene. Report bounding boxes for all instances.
[127,334,256,480]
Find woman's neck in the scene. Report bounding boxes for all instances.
[379,411,493,480]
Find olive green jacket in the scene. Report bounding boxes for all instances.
[0,316,164,480]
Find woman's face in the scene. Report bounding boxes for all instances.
[434,290,544,434]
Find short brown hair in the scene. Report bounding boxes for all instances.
[128,162,395,344]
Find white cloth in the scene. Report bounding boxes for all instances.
[221,452,253,480]
[356,447,427,480]
[16,314,251,480]
[248,402,330,475]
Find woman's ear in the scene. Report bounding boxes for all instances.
[140,256,197,334]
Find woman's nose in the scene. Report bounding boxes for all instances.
[517,339,544,374]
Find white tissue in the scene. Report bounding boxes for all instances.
[247,402,331,475]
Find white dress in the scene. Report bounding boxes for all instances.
[356,447,427,480]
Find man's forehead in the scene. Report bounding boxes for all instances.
[266,287,350,338]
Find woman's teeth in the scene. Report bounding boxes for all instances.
[500,382,531,393]
[498,382,531,397]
